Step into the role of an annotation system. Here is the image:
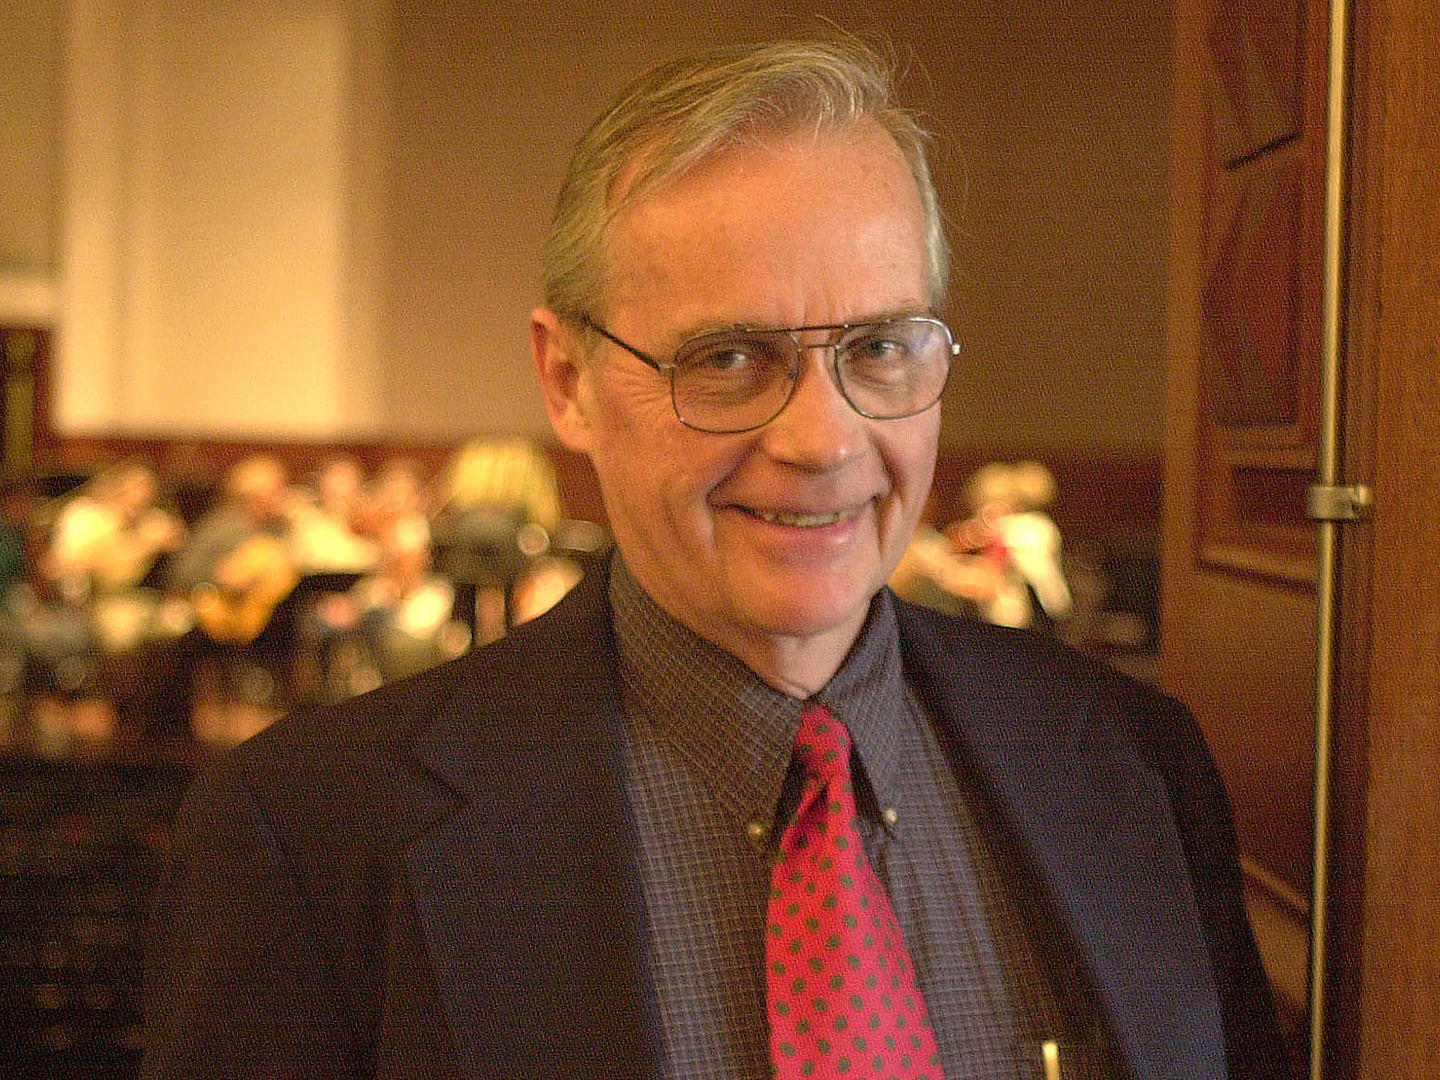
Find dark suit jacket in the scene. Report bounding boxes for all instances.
[142,565,1287,1079]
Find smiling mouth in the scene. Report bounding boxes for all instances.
[745,506,861,528]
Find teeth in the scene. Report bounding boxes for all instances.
[753,508,851,527]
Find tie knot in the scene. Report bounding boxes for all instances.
[795,702,852,785]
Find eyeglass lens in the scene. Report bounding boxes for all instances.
[671,318,952,432]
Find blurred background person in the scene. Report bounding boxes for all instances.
[169,453,298,641]
[359,456,432,549]
[888,513,1004,620]
[945,460,1072,632]
[45,461,186,606]
[162,454,301,742]
[31,461,190,745]
[43,460,189,655]
[287,454,379,578]
[431,436,566,644]
[308,514,469,701]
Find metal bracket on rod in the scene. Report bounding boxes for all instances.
[1307,483,1373,523]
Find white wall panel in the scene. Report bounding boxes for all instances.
[56,0,388,437]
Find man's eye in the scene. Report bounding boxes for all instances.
[696,347,756,372]
[845,336,914,376]
[685,336,788,375]
[850,337,909,362]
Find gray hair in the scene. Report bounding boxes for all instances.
[540,38,949,322]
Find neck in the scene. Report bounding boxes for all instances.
[722,623,863,699]
[609,553,872,700]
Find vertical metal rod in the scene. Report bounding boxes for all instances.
[1310,528,1338,1080]
[1309,0,1354,1072]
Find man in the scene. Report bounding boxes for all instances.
[168,454,298,612]
[153,454,301,735]
[45,460,187,607]
[143,40,1286,1080]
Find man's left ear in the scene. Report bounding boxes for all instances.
[531,308,592,454]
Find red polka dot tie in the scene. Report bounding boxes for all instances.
[766,702,947,1080]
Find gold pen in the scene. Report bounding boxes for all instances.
[1041,1039,1062,1080]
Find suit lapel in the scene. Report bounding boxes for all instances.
[403,570,659,1078]
[896,602,1226,1080]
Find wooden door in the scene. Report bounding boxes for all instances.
[1166,0,1440,1074]
[1322,0,1440,1074]
[1164,0,1330,1047]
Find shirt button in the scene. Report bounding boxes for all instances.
[746,820,767,844]
[881,807,900,828]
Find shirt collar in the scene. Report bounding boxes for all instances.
[610,553,911,843]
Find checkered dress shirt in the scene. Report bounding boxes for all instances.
[610,557,1114,1080]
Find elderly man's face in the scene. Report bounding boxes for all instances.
[536,119,939,691]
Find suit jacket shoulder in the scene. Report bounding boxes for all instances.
[145,566,658,1079]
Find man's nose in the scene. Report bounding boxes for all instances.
[759,346,866,470]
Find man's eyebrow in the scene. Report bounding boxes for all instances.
[680,320,763,338]
[676,309,934,340]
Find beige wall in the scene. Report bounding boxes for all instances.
[0,0,62,272]
[52,0,394,438]
[384,0,1174,454]
[2,0,1172,455]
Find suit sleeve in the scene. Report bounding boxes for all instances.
[142,758,364,1080]
[1119,684,1293,1080]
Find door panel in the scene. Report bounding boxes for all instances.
[1207,0,1306,163]
[1164,0,1329,1036]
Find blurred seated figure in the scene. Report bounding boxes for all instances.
[308,517,469,701]
[169,454,298,647]
[40,462,190,747]
[946,460,1073,632]
[46,461,185,599]
[358,455,431,548]
[431,436,564,644]
[888,519,1003,619]
[287,454,379,577]
[43,460,190,655]
[162,455,301,742]
[0,463,187,748]
[0,478,109,747]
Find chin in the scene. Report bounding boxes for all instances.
[735,577,879,641]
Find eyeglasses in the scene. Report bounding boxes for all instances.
[580,315,958,434]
